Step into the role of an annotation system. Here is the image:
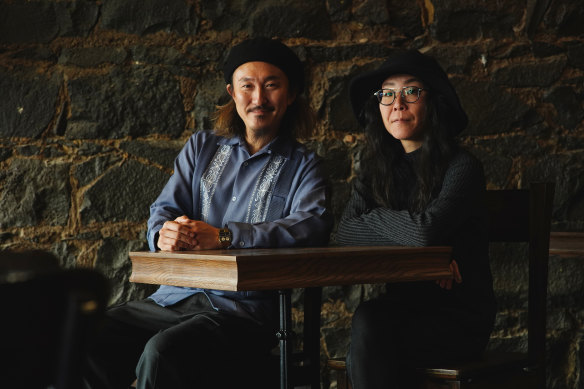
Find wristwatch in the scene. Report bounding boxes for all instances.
[218,228,232,248]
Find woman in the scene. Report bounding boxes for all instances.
[336,50,496,388]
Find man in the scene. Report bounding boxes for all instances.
[84,37,331,389]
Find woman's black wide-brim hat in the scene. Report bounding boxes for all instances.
[349,49,468,136]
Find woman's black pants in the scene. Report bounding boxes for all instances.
[347,296,490,389]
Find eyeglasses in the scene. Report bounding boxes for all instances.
[373,86,426,106]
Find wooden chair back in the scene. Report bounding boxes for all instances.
[482,182,554,384]
[327,182,555,389]
[419,182,555,388]
[1,250,109,389]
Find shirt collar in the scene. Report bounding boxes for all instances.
[217,134,296,159]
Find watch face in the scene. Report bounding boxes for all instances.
[219,228,232,246]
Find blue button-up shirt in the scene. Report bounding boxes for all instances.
[147,130,331,326]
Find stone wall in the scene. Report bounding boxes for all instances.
[1,0,583,388]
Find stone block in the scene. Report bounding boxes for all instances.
[558,135,584,152]
[490,43,531,59]
[532,42,564,58]
[203,0,333,39]
[543,86,584,131]
[492,310,524,336]
[193,74,225,131]
[0,1,58,43]
[0,147,12,162]
[54,0,99,37]
[41,144,67,159]
[9,47,57,62]
[74,155,123,188]
[185,42,225,66]
[547,308,580,334]
[80,159,169,223]
[330,182,352,230]
[577,336,584,389]
[250,3,332,40]
[59,47,128,67]
[473,134,543,159]
[322,325,351,358]
[326,0,352,22]
[469,147,512,189]
[546,332,577,389]
[51,241,79,269]
[323,285,363,313]
[324,60,385,133]
[66,67,185,139]
[304,138,352,181]
[386,0,423,38]
[17,145,41,157]
[101,0,198,35]
[200,0,255,31]
[524,152,584,223]
[486,334,527,353]
[566,42,584,69]
[353,0,389,25]
[131,46,194,69]
[0,0,98,43]
[492,56,567,87]
[307,44,390,63]
[0,158,71,228]
[454,79,531,136]
[120,140,182,169]
[0,69,60,138]
[95,237,155,305]
[489,242,529,307]
[542,0,584,37]
[430,1,522,42]
[425,45,476,74]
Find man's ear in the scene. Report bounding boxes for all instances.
[226,84,234,98]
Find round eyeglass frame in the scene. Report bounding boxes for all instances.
[373,86,426,106]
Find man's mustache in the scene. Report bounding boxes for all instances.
[247,105,275,113]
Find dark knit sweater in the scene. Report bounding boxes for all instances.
[336,148,496,335]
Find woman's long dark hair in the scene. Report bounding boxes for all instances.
[360,90,458,213]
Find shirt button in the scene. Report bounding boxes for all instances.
[232,196,237,202]
[243,161,249,167]
[239,241,245,247]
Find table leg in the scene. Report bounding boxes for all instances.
[277,289,292,389]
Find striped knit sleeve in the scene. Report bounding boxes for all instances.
[335,151,485,247]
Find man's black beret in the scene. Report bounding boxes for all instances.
[223,37,304,94]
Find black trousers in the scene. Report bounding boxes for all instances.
[347,295,492,389]
[83,293,277,389]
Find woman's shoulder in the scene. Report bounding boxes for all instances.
[449,147,484,170]
[442,148,486,186]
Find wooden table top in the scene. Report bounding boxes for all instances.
[549,232,584,257]
[129,245,453,291]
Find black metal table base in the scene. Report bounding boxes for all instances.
[277,289,292,389]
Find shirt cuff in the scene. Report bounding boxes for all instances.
[228,221,252,248]
[148,226,163,251]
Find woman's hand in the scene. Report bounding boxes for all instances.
[436,259,462,290]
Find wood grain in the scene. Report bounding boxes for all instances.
[129,246,453,291]
[549,232,584,257]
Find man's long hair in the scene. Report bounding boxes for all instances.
[212,95,315,140]
[360,90,458,213]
